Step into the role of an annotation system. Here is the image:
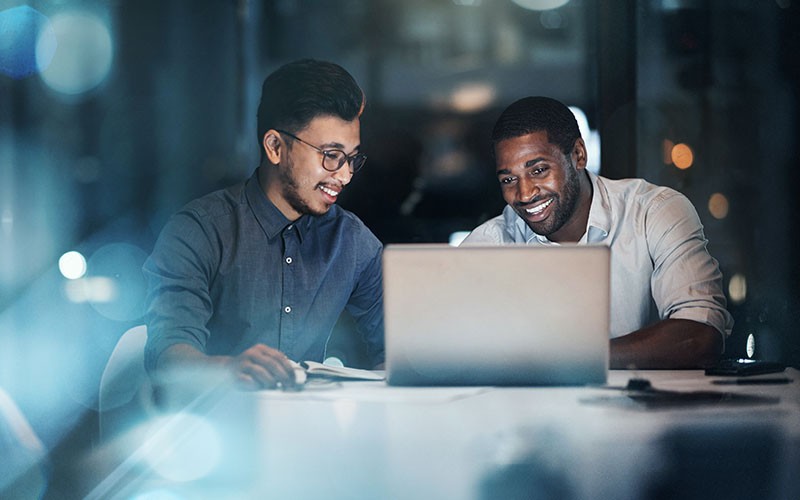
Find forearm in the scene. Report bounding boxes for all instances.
[610,318,722,369]
[156,343,233,372]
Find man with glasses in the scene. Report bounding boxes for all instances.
[143,59,383,390]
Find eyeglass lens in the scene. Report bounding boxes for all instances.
[323,150,366,173]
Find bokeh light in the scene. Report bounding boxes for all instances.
[323,356,345,367]
[0,6,55,79]
[58,250,87,280]
[708,192,729,219]
[38,11,113,95]
[449,231,470,246]
[449,82,496,113]
[728,273,747,304]
[670,143,694,170]
[746,333,756,358]
[511,0,571,10]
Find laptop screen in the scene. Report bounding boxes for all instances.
[383,244,610,386]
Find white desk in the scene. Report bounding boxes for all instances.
[90,369,800,499]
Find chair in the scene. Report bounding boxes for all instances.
[98,325,153,441]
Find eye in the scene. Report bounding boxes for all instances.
[323,150,344,161]
[530,165,549,176]
[499,176,516,185]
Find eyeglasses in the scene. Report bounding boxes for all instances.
[276,129,367,173]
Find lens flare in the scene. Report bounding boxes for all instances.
[143,414,223,483]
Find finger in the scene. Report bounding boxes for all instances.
[239,360,280,389]
[247,347,297,387]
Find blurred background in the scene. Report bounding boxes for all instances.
[1,0,798,496]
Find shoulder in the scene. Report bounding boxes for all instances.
[322,205,382,249]
[461,211,513,245]
[599,176,696,216]
[179,181,248,222]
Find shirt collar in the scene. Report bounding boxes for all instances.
[584,170,610,242]
[504,169,610,244]
[245,168,314,242]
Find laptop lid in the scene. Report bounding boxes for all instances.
[383,244,610,386]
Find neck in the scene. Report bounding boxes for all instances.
[257,164,302,221]
[549,170,593,243]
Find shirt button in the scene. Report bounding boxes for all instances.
[287,225,293,231]
[284,306,291,313]
[285,257,293,264]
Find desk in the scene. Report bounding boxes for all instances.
[90,369,800,499]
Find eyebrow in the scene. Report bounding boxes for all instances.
[320,141,361,154]
[496,157,547,175]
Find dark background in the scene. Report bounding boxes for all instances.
[1,0,798,496]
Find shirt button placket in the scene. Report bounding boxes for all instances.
[281,225,297,355]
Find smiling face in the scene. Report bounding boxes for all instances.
[262,115,360,220]
[496,130,591,243]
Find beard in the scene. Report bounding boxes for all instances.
[524,161,581,237]
[278,157,328,217]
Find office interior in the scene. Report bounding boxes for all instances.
[1,0,799,497]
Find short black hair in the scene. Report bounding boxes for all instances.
[256,59,365,152]
[491,96,581,155]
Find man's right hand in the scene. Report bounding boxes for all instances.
[157,343,298,391]
[229,344,298,390]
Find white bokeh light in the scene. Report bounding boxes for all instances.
[37,11,113,95]
[58,250,87,280]
[511,0,570,11]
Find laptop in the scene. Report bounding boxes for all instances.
[382,244,610,386]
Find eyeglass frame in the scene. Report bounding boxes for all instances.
[275,129,367,173]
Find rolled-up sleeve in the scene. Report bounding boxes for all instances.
[646,191,734,339]
[143,209,217,373]
[346,233,386,366]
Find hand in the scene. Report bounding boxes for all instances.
[229,344,297,390]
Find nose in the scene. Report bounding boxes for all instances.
[517,176,538,203]
[332,163,354,186]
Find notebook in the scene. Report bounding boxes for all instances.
[382,244,610,386]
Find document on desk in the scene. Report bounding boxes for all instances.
[299,361,385,381]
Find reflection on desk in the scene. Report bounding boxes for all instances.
[86,369,800,500]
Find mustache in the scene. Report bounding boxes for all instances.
[514,194,554,208]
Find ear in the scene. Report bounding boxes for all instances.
[572,137,588,170]
[262,130,283,165]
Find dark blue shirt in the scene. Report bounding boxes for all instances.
[143,169,385,372]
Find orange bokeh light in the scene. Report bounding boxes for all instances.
[671,143,694,170]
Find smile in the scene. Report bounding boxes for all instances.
[525,198,553,215]
[319,185,340,198]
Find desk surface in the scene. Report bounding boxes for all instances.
[93,369,800,500]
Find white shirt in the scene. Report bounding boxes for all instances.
[462,171,733,341]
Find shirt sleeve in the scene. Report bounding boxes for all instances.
[646,190,734,340]
[345,231,386,366]
[142,209,218,373]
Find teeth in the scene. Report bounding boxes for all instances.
[526,198,553,215]
[319,185,339,197]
